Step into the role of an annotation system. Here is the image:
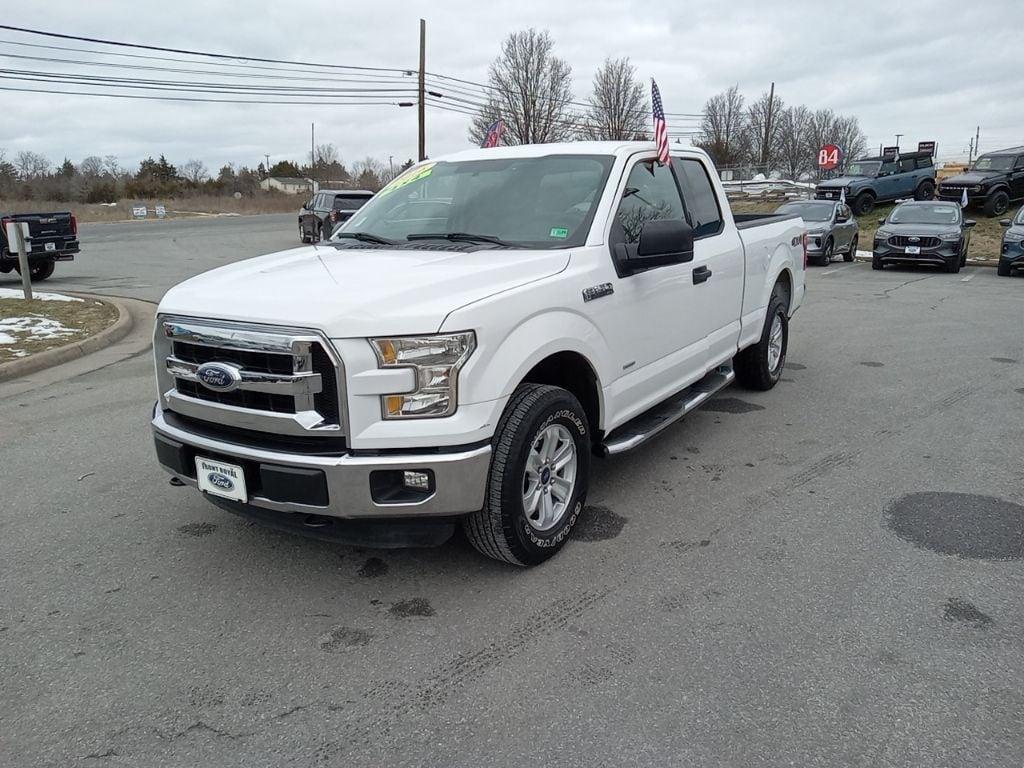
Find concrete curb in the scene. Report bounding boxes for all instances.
[0,292,134,383]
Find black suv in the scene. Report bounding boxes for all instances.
[937,147,1024,217]
[299,189,374,242]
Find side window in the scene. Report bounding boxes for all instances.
[880,162,898,176]
[898,157,916,173]
[612,159,685,245]
[676,159,724,238]
[1015,155,1024,170]
[916,157,933,170]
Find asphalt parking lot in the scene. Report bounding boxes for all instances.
[2,220,1023,767]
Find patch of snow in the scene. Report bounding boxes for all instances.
[0,316,78,344]
[0,288,83,302]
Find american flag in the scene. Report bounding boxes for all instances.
[651,80,670,165]
[482,118,504,148]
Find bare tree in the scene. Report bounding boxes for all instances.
[103,155,123,178]
[180,159,209,184]
[79,155,106,177]
[14,150,50,179]
[579,57,648,140]
[309,143,339,167]
[775,105,814,179]
[745,88,784,173]
[469,29,575,146]
[695,85,748,167]
[806,109,867,174]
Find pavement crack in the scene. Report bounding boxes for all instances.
[155,720,253,742]
[876,273,935,298]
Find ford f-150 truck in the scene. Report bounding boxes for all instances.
[152,142,806,566]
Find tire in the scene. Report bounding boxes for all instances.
[300,224,312,244]
[844,235,857,262]
[872,258,884,270]
[914,180,936,201]
[983,190,1010,218]
[734,287,788,391]
[14,258,55,281]
[463,384,591,566]
[853,192,875,216]
[997,261,1011,277]
[944,257,960,274]
[960,245,967,268]
[819,239,833,266]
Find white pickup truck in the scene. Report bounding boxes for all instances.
[152,142,806,566]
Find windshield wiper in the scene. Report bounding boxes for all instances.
[406,232,521,248]
[333,231,395,245]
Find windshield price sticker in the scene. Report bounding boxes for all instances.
[377,162,436,198]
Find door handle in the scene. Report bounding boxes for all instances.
[692,265,712,285]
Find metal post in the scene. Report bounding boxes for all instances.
[311,122,316,191]
[418,19,426,162]
[13,223,32,301]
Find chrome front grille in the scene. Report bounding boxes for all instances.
[155,317,345,437]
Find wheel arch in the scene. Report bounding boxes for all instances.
[519,351,603,440]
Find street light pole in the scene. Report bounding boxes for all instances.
[418,19,426,161]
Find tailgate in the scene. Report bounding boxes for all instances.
[20,213,75,240]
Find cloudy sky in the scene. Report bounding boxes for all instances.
[0,0,1020,174]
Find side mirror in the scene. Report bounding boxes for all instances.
[964,219,976,229]
[878,218,887,225]
[614,219,695,272]
[304,199,313,210]
[1000,219,1012,227]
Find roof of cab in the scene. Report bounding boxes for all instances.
[432,141,708,163]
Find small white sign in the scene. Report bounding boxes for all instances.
[132,205,147,218]
[155,205,166,218]
[4,220,29,244]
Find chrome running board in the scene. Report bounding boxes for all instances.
[598,366,735,456]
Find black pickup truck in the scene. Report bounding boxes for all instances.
[0,211,80,281]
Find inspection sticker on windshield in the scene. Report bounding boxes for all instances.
[549,227,569,239]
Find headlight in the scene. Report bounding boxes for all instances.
[1005,231,1024,243]
[939,231,962,242]
[969,185,982,193]
[875,228,892,239]
[371,332,475,418]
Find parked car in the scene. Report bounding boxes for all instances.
[997,207,1024,276]
[152,142,806,566]
[937,147,1024,217]
[775,200,858,265]
[0,211,79,281]
[815,152,936,215]
[298,190,374,242]
[871,200,974,273]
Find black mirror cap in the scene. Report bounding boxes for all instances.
[635,219,695,264]
[964,219,977,228]
[878,218,887,225]
[1000,218,1012,227]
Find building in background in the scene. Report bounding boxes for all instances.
[260,177,314,194]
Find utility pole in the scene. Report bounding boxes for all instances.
[264,153,270,177]
[760,81,775,171]
[974,125,980,161]
[968,137,974,164]
[418,18,426,162]
[311,122,316,191]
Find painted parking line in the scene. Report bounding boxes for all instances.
[821,265,854,276]
[960,270,977,282]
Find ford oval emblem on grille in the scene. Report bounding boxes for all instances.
[909,236,920,243]
[196,362,242,392]
[207,472,234,491]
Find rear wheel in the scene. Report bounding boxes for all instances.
[734,286,788,391]
[997,261,1011,277]
[819,240,833,266]
[983,190,1010,217]
[14,258,55,281]
[914,180,936,201]
[844,235,858,262]
[300,224,312,244]
[463,384,591,566]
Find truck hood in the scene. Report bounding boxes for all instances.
[158,244,570,337]
[940,171,1000,186]
[817,176,868,188]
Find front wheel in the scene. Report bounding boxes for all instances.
[853,193,875,216]
[944,257,960,274]
[984,190,1010,217]
[997,261,1012,277]
[819,240,833,266]
[872,258,884,270]
[734,288,788,391]
[844,235,858,262]
[914,180,936,201]
[463,384,591,566]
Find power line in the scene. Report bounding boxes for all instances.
[0,24,411,73]
[0,83,405,106]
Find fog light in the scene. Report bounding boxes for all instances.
[403,470,431,491]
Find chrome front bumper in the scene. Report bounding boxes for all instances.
[152,405,490,519]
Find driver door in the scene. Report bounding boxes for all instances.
[587,155,709,425]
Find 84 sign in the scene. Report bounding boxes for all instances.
[818,144,842,171]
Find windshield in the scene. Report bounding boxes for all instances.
[1015,208,1024,225]
[846,161,880,177]
[334,194,370,211]
[775,202,834,222]
[970,155,1014,172]
[889,204,960,225]
[337,155,615,248]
